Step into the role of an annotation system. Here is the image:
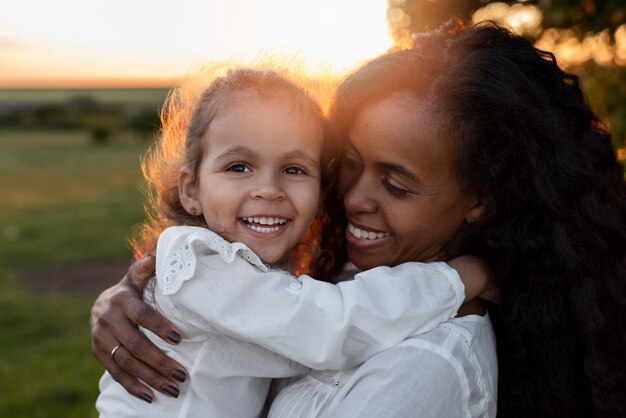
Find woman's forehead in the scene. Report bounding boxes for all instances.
[347,93,455,177]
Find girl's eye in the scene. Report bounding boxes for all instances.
[226,163,251,173]
[381,177,409,198]
[284,166,307,175]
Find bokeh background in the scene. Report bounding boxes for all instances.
[1,1,624,416]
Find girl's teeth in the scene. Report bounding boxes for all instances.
[249,225,281,233]
[348,223,390,240]
[242,217,287,226]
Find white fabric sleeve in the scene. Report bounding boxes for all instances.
[156,226,465,370]
[325,339,470,418]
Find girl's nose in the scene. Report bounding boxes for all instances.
[252,173,285,200]
[343,173,377,214]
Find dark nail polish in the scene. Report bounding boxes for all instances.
[139,393,153,403]
[164,384,180,398]
[172,369,187,382]
[167,331,181,344]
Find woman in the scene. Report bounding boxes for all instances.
[91,21,626,417]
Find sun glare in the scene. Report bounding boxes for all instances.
[0,0,392,87]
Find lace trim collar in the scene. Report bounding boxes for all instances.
[161,228,268,295]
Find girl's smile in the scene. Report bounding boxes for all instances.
[240,216,290,236]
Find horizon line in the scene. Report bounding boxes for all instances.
[0,76,180,89]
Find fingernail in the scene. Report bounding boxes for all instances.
[139,393,153,403]
[164,384,180,398]
[167,331,181,344]
[172,369,187,382]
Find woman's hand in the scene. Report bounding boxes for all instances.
[90,255,188,402]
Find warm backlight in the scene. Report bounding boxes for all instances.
[0,0,393,87]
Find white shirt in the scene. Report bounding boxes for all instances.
[97,226,466,418]
[269,314,497,418]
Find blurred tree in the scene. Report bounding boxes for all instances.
[387,0,626,151]
[541,0,626,35]
[579,64,626,148]
[388,0,484,39]
[124,108,161,141]
[90,125,113,145]
[388,0,625,40]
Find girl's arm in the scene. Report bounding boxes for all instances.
[159,226,475,370]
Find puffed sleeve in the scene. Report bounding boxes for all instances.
[156,226,465,370]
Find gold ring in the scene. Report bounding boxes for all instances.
[110,344,122,360]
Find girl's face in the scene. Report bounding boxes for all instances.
[338,92,484,270]
[180,92,323,266]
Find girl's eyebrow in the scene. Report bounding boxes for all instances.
[216,146,318,167]
[214,146,257,162]
[283,151,319,168]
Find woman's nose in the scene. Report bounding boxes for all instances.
[343,174,377,214]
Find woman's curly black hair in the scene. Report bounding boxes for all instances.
[315,19,626,417]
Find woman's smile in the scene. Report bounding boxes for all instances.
[345,222,393,254]
[347,222,391,240]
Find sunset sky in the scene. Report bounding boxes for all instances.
[0,0,393,88]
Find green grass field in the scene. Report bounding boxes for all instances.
[0,129,149,417]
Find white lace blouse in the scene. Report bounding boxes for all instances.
[268,314,497,418]
[97,226,466,418]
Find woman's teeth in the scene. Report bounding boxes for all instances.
[242,217,287,234]
[348,223,390,240]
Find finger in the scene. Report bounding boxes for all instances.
[122,292,184,345]
[91,312,156,402]
[120,257,183,348]
[108,291,188,383]
[93,337,156,403]
[94,311,186,397]
[111,345,181,399]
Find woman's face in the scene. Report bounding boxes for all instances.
[337,92,483,270]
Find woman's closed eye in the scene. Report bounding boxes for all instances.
[381,176,409,198]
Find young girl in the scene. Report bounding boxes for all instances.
[96,67,489,417]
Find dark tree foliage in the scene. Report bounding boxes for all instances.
[541,0,626,34]
[387,0,626,149]
[124,108,161,140]
[389,0,625,39]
